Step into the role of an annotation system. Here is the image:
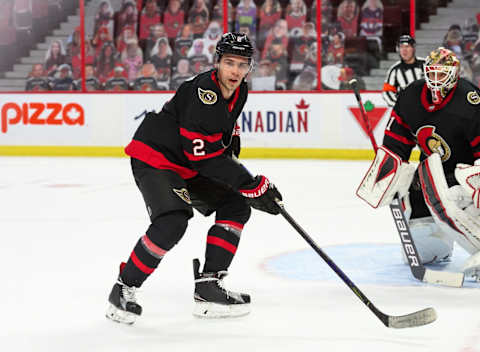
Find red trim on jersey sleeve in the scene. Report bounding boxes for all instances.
[471,136,480,148]
[125,140,198,179]
[385,130,416,145]
[179,127,223,143]
[207,235,237,254]
[474,152,480,159]
[184,148,225,161]
[391,110,411,130]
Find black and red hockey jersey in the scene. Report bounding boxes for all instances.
[383,78,480,176]
[125,69,253,189]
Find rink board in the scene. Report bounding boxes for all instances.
[0,92,420,160]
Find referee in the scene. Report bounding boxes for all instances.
[382,35,425,107]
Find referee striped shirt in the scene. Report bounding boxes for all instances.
[382,57,425,107]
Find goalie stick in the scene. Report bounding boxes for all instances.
[276,200,436,328]
[349,78,464,288]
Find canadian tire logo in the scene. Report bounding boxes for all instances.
[348,100,388,136]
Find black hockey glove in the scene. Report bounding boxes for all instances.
[239,175,282,215]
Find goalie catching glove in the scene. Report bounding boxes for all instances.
[239,175,282,215]
[357,146,416,208]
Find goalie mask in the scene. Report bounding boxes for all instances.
[424,47,460,105]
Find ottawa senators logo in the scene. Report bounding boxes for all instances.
[467,91,480,105]
[173,188,192,204]
[198,87,217,105]
[416,125,451,162]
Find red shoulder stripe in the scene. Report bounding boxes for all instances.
[471,136,480,148]
[391,110,411,130]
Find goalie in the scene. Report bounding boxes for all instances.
[357,47,480,280]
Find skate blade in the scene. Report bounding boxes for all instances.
[106,304,137,325]
[193,301,251,318]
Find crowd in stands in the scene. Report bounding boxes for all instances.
[17,0,480,91]
[441,18,480,87]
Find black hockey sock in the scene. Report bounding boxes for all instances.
[120,234,168,287]
[204,221,243,272]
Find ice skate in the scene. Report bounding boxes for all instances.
[192,258,251,318]
[106,278,142,325]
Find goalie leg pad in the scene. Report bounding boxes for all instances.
[462,251,480,279]
[357,146,416,208]
[418,153,480,254]
[405,217,453,264]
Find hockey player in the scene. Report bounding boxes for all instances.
[106,32,283,324]
[382,35,425,107]
[358,47,480,281]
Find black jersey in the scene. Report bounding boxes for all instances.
[383,78,480,177]
[125,69,253,189]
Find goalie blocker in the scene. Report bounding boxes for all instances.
[357,146,416,208]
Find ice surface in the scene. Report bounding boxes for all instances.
[1,157,480,352]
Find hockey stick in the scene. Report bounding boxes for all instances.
[349,78,464,288]
[276,201,437,328]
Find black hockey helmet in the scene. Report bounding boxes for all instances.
[215,32,254,62]
[397,34,416,48]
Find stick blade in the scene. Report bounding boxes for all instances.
[388,308,437,329]
[423,269,464,287]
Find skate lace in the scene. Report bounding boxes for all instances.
[121,284,138,303]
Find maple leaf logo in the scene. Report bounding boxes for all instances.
[296,98,309,109]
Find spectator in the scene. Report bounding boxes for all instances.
[304,41,317,72]
[326,32,345,65]
[115,0,138,40]
[188,38,210,74]
[471,39,480,86]
[251,59,277,90]
[359,0,383,54]
[265,40,288,89]
[173,24,194,65]
[116,25,139,54]
[66,26,81,65]
[144,23,167,61]
[121,39,144,81]
[258,0,282,48]
[95,42,120,83]
[235,0,257,40]
[443,24,464,58]
[149,36,173,86]
[203,21,222,63]
[210,2,223,27]
[338,66,364,90]
[337,0,359,38]
[93,0,114,38]
[261,19,288,60]
[71,36,95,79]
[104,64,130,91]
[163,0,185,41]
[170,58,191,90]
[320,0,332,29]
[50,63,75,91]
[290,21,316,74]
[130,63,160,91]
[25,63,50,91]
[44,39,67,76]
[92,25,113,55]
[138,0,161,45]
[359,0,383,38]
[75,64,102,91]
[188,0,209,39]
[285,0,307,34]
